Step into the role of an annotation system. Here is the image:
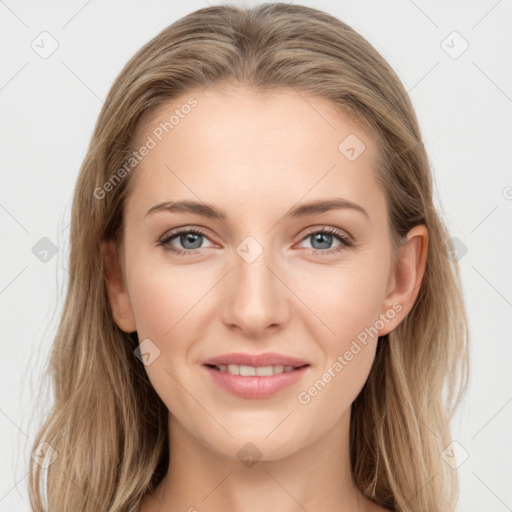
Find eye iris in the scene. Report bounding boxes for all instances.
[311,232,332,250]
[181,232,202,250]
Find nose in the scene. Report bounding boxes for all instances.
[220,244,290,338]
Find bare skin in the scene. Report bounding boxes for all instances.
[104,85,428,512]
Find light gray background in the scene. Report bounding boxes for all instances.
[1,1,511,510]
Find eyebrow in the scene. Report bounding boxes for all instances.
[145,197,369,220]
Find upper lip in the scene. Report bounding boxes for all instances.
[202,352,310,368]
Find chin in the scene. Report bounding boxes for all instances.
[195,423,310,464]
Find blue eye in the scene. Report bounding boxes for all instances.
[158,226,352,257]
[159,228,211,256]
[299,227,353,256]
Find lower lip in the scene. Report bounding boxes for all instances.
[202,365,309,399]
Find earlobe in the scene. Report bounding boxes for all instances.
[378,225,428,336]
[102,239,137,333]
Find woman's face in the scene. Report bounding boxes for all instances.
[106,85,423,461]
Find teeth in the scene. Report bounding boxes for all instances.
[227,364,239,375]
[215,364,299,376]
[239,365,256,376]
[257,365,280,376]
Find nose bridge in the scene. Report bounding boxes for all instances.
[222,233,288,334]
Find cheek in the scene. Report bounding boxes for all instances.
[126,254,210,340]
[294,262,386,398]
[293,269,385,412]
[293,261,387,344]
[296,339,377,437]
[126,260,204,411]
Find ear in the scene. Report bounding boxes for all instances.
[378,224,428,336]
[102,239,137,333]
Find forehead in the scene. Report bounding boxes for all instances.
[125,86,385,222]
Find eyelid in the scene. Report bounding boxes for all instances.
[298,225,352,243]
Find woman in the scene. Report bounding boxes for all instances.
[30,3,469,511]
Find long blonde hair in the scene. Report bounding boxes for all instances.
[29,3,469,511]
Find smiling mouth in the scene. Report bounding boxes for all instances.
[205,363,309,376]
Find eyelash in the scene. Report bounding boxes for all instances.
[158,226,353,257]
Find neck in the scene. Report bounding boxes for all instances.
[140,407,378,512]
